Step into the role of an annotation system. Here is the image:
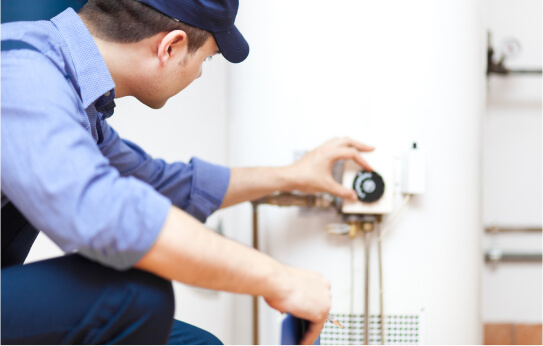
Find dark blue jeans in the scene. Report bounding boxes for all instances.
[1,254,223,345]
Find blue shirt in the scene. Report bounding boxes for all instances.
[1,8,230,270]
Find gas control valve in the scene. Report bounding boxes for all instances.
[341,152,394,215]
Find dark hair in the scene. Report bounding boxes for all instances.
[79,0,211,53]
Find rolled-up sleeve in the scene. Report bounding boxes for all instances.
[1,52,171,270]
[98,121,230,223]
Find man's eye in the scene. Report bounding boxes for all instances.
[205,56,213,62]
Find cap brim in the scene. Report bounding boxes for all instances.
[213,26,249,64]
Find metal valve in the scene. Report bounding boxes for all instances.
[325,223,350,236]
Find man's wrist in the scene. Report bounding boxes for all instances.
[262,261,293,302]
[276,165,299,193]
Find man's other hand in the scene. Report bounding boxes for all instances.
[264,266,331,345]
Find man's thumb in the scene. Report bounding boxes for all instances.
[329,182,357,201]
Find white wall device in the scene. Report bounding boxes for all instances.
[401,143,427,195]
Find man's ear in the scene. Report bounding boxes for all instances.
[157,30,188,65]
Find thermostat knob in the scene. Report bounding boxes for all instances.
[352,171,385,203]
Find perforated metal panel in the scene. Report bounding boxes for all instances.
[320,314,422,345]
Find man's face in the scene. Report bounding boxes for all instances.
[137,36,220,109]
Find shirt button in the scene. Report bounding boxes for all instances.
[104,91,111,97]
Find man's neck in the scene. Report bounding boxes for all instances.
[79,14,143,99]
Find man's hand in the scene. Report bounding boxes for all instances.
[286,137,375,201]
[221,137,374,208]
[265,267,332,345]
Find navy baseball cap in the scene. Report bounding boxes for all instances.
[138,0,249,63]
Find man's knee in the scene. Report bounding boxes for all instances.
[78,257,175,343]
[113,270,175,342]
[123,270,175,316]
[73,268,176,344]
[168,320,223,345]
[1,255,176,344]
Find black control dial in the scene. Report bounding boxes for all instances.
[352,171,385,203]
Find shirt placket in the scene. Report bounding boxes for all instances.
[94,90,116,144]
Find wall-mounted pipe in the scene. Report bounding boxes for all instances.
[487,64,543,75]
[485,227,542,233]
[485,251,542,263]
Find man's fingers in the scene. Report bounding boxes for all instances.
[327,180,357,201]
[333,148,373,172]
[351,152,373,172]
[300,320,326,345]
[337,137,375,152]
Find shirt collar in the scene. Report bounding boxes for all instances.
[51,8,115,109]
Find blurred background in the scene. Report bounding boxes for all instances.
[5,0,541,344]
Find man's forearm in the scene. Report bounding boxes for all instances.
[220,166,297,208]
[134,205,287,298]
[135,205,332,345]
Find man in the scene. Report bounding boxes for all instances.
[1,0,374,344]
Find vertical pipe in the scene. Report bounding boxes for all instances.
[252,296,259,345]
[252,203,259,345]
[364,230,371,345]
[377,223,386,345]
[350,239,356,345]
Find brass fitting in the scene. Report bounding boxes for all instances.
[348,220,360,239]
[362,221,375,233]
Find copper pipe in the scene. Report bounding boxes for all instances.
[252,203,259,345]
[377,223,386,345]
[252,192,335,208]
[364,229,371,345]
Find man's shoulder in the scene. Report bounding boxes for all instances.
[2,19,67,70]
[2,47,66,85]
[2,20,70,89]
[2,48,79,112]
[1,19,55,43]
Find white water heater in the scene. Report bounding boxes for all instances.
[228,1,484,344]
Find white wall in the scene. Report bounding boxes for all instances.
[482,0,542,323]
[228,1,485,344]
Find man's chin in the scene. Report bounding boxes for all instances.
[140,98,168,110]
